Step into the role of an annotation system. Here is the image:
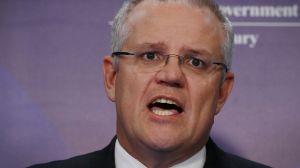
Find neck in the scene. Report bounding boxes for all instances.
[117,134,207,168]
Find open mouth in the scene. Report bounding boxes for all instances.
[147,98,183,116]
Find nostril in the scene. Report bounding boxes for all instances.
[157,79,183,88]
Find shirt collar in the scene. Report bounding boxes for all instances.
[115,139,206,168]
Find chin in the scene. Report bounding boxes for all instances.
[142,133,187,152]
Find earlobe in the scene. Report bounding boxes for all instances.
[215,72,235,114]
[103,55,117,102]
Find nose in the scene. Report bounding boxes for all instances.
[154,55,185,88]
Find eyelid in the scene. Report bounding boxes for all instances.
[137,50,163,57]
[186,54,213,64]
[186,56,204,63]
[184,52,205,58]
[184,54,203,61]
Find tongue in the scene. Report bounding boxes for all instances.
[149,102,182,113]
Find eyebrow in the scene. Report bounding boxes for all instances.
[180,46,212,57]
[133,42,169,51]
[131,42,213,57]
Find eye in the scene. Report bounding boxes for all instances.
[142,52,159,61]
[187,56,205,69]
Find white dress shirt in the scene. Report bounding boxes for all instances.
[115,139,206,168]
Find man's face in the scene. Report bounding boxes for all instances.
[104,1,234,160]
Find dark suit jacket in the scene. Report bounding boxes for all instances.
[28,137,270,168]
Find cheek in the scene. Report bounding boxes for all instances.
[115,69,154,112]
[114,71,140,130]
[188,77,220,116]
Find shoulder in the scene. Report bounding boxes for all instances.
[204,138,271,168]
[219,152,271,168]
[28,138,116,168]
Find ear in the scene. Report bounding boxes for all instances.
[215,72,234,114]
[103,55,117,102]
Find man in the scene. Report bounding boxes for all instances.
[29,0,270,167]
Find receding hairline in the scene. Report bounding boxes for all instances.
[124,1,227,56]
[111,0,234,69]
[126,0,227,25]
[127,0,222,24]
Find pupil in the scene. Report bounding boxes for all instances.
[192,59,201,66]
[146,53,155,60]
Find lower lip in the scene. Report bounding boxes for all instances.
[148,109,183,122]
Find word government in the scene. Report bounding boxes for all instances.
[220,4,298,18]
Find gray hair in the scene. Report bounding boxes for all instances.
[111,0,234,70]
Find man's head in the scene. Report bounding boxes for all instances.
[111,0,234,69]
[103,0,234,167]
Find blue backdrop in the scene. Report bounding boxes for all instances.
[0,0,299,167]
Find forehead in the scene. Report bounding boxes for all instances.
[124,1,225,57]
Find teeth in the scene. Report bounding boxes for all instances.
[153,98,177,105]
[150,98,181,116]
[152,109,176,116]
